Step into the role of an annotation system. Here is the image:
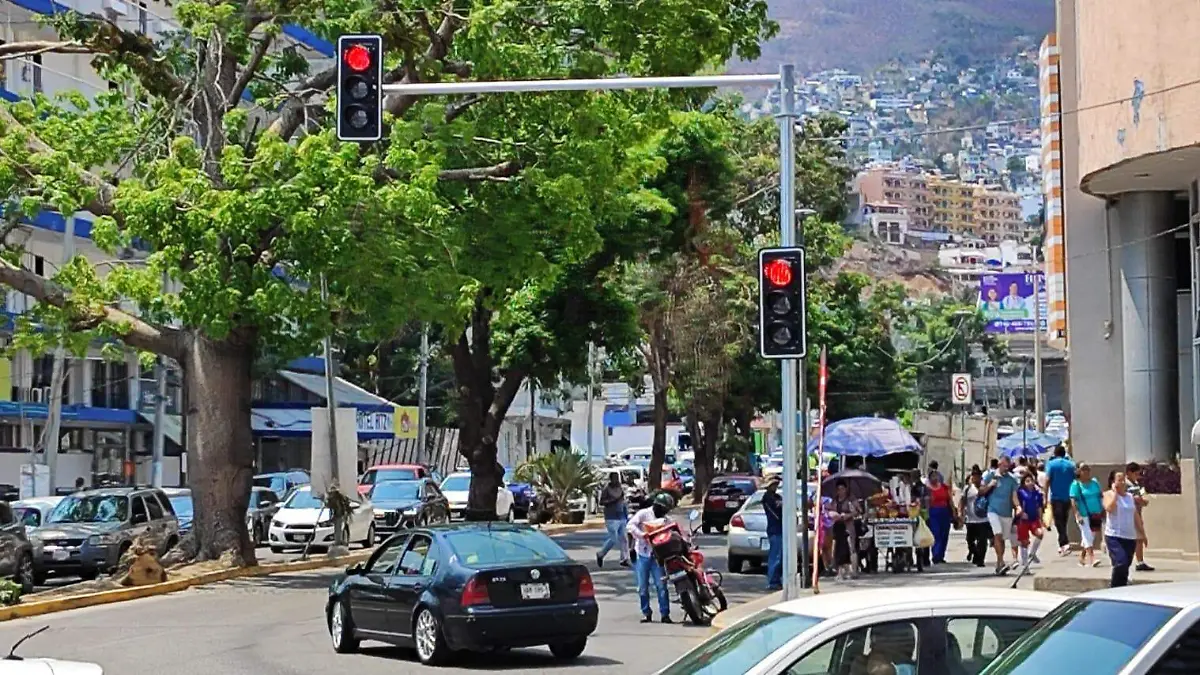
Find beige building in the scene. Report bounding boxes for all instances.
[855,167,1026,243]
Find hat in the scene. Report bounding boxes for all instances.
[765,476,782,487]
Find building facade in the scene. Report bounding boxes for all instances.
[1056,0,1199,466]
[855,167,1029,243]
[1039,34,1068,342]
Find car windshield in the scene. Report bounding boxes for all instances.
[442,475,471,492]
[169,496,193,518]
[13,507,39,528]
[658,609,822,675]
[283,489,324,510]
[446,528,570,567]
[371,482,422,501]
[48,495,129,524]
[368,468,419,483]
[253,475,285,493]
[981,599,1178,675]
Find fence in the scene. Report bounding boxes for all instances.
[361,427,461,477]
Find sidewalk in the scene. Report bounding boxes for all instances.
[1032,551,1200,594]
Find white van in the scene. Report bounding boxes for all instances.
[609,446,677,466]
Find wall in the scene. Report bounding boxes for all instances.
[911,412,995,479]
[1138,460,1199,560]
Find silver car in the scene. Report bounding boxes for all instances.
[726,485,816,574]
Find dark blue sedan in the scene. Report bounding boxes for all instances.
[503,467,535,518]
[325,522,598,665]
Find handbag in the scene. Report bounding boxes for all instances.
[915,518,935,548]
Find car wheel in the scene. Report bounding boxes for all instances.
[16,553,33,594]
[727,555,744,574]
[165,536,179,552]
[329,599,360,653]
[362,523,375,548]
[413,606,451,665]
[548,637,587,660]
[79,568,99,581]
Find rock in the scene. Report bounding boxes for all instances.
[114,534,167,587]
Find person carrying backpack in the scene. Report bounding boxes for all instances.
[960,466,992,567]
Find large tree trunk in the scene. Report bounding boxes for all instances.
[649,387,669,490]
[693,410,721,504]
[184,333,256,565]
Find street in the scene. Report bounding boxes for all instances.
[0,527,1026,673]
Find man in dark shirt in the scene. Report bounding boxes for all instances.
[596,472,630,568]
[762,477,784,591]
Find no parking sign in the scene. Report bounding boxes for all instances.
[951,373,972,406]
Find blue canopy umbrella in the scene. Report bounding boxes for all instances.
[996,431,1063,459]
[807,417,922,458]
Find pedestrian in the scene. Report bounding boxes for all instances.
[960,467,991,567]
[1103,472,1141,587]
[74,476,86,492]
[982,458,999,484]
[627,492,674,623]
[1045,446,1076,555]
[1070,463,1104,568]
[1125,462,1154,572]
[761,477,784,591]
[982,456,1021,575]
[926,460,943,485]
[596,472,630,568]
[925,471,954,564]
[830,479,860,580]
[1015,472,1045,568]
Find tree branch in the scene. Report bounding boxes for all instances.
[229,33,274,110]
[486,367,525,432]
[0,41,92,61]
[445,95,484,123]
[266,66,337,141]
[437,160,522,182]
[0,259,184,358]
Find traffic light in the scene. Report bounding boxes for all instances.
[336,35,383,142]
[758,247,807,359]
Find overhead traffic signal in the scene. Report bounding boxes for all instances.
[337,35,383,142]
[758,247,807,359]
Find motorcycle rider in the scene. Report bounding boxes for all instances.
[627,491,675,624]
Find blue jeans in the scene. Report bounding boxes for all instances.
[598,519,629,561]
[634,554,670,618]
[766,533,783,589]
[929,507,952,563]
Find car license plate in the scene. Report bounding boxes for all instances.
[760,538,771,551]
[520,583,550,600]
[288,534,311,542]
[51,549,68,561]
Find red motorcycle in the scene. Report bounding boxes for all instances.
[646,510,728,626]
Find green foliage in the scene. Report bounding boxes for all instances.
[0,578,22,606]
[514,450,601,522]
[892,298,1006,410]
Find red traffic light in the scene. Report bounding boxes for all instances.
[763,259,793,287]
[343,44,372,72]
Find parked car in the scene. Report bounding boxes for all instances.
[369,479,450,537]
[36,487,179,581]
[656,586,1062,675]
[726,485,815,574]
[253,470,310,500]
[502,466,536,518]
[326,522,598,665]
[358,464,442,497]
[0,502,35,592]
[676,460,695,495]
[440,472,515,521]
[161,488,193,536]
[12,497,62,587]
[661,466,685,498]
[701,476,759,534]
[268,485,374,553]
[246,486,282,546]
[980,581,1200,675]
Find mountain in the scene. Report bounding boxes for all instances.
[730,0,1056,73]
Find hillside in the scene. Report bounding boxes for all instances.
[731,0,1056,73]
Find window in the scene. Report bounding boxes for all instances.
[419,540,440,576]
[1148,621,1200,674]
[49,495,129,524]
[0,502,13,526]
[787,620,921,675]
[397,536,432,575]
[130,495,148,523]
[946,617,1038,675]
[658,610,823,675]
[365,536,408,575]
[143,495,164,520]
[30,54,42,93]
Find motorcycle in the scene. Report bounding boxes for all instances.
[646,509,727,626]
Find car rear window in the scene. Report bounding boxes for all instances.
[981,599,1178,675]
[445,528,571,567]
[658,609,822,675]
[712,479,756,495]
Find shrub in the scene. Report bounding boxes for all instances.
[1141,461,1181,494]
[0,578,22,606]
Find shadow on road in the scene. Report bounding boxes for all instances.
[357,644,623,669]
[216,571,338,592]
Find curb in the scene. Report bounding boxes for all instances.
[0,521,607,623]
[1032,575,1169,594]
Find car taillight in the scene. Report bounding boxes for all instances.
[730,514,745,528]
[578,571,595,599]
[461,576,490,607]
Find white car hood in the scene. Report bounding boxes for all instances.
[271,508,326,525]
[0,658,103,674]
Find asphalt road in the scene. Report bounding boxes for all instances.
[2,528,1024,674]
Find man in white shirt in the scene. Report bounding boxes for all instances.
[627,492,674,624]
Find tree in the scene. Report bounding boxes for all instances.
[0,1,777,556]
[894,298,1007,410]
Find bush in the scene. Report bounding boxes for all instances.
[1141,462,1181,494]
[0,578,22,606]
[515,450,602,523]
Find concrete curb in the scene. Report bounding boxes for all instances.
[1032,575,1168,594]
[0,521,605,623]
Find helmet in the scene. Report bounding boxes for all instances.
[651,491,676,511]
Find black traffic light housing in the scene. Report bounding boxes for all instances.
[337,35,383,142]
[758,247,807,359]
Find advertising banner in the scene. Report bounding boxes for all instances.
[978,272,1047,334]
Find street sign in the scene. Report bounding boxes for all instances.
[951,373,972,406]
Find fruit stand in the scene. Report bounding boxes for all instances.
[864,494,923,573]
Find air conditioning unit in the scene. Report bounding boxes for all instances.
[103,0,129,16]
[30,388,45,403]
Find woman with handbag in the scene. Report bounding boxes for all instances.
[1069,463,1105,567]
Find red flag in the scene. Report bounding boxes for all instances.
[812,345,829,592]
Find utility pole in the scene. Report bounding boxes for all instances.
[320,275,346,549]
[586,343,596,460]
[43,214,77,495]
[151,274,168,487]
[417,325,429,454]
[1033,269,1044,433]
[528,383,537,458]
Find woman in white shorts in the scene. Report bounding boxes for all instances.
[1070,463,1105,567]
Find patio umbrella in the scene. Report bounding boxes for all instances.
[997,431,1062,459]
[809,417,922,458]
[822,469,884,501]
